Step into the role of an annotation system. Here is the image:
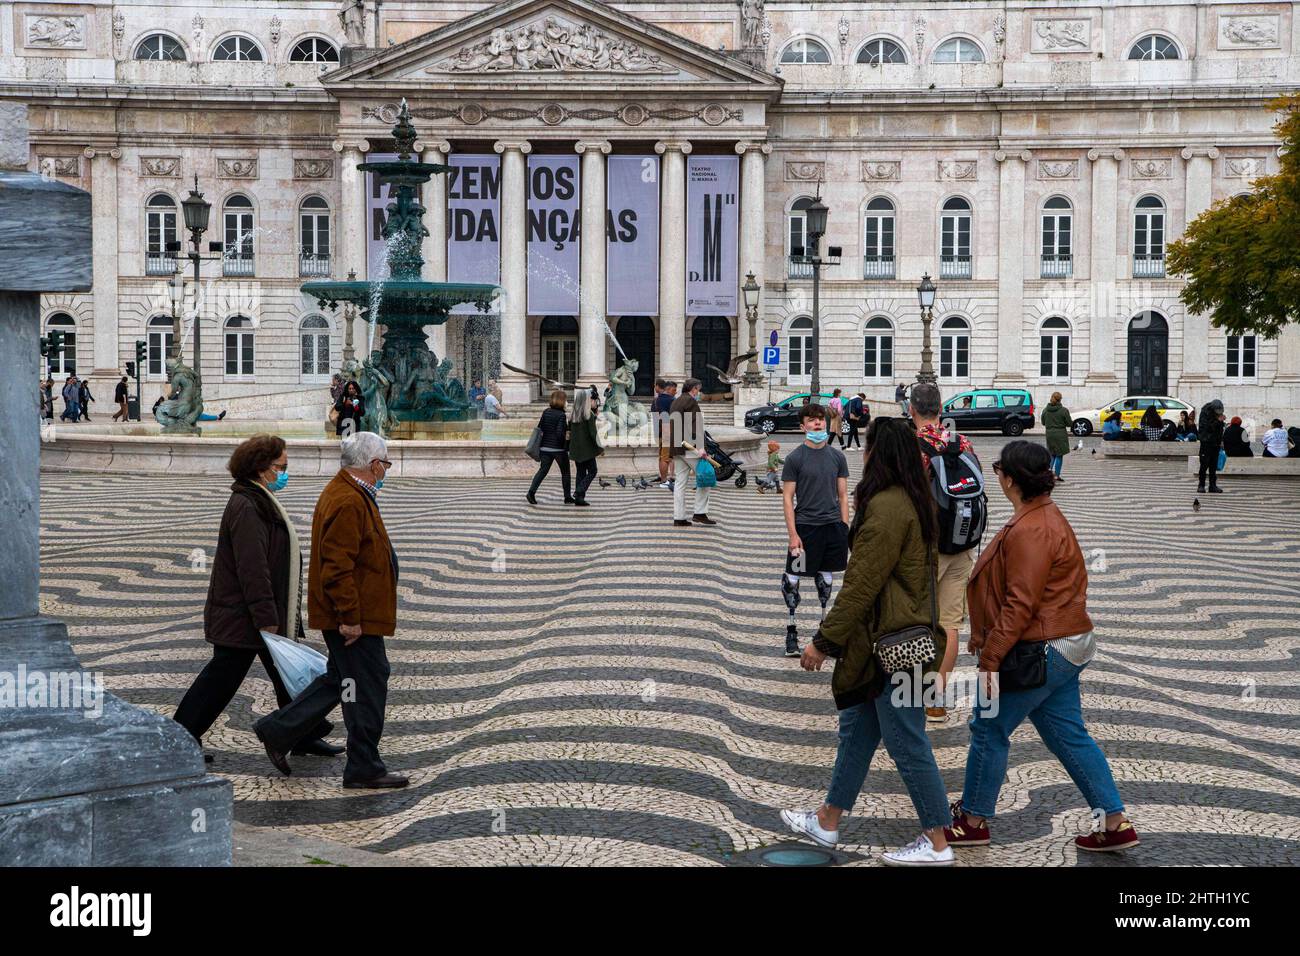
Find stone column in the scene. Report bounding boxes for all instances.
[1085,148,1125,384]
[1179,146,1220,383]
[655,139,691,383]
[420,140,451,359]
[83,146,121,374]
[993,149,1030,384]
[333,140,369,281]
[1276,322,1300,384]
[576,139,611,387]
[733,140,771,419]
[495,139,532,404]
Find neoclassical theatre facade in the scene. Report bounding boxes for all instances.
[6,0,1299,419]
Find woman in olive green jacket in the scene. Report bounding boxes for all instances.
[568,388,601,506]
[1040,391,1072,482]
[781,417,954,866]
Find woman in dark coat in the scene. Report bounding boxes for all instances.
[1197,399,1226,493]
[526,389,573,505]
[568,388,601,506]
[333,380,365,437]
[173,434,338,759]
[1222,416,1253,457]
[1040,391,1072,481]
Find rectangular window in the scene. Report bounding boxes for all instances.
[941,334,969,379]
[1040,334,1070,379]
[863,335,893,378]
[1226,335,1256,378]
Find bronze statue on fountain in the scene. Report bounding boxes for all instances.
[302,99,498,439]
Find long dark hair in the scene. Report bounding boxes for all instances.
[849,417,937,547]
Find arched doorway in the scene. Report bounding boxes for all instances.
[539,315,578,388]
[615,316,655,395]
[691,315,732,395]
[1127,311,1169,394]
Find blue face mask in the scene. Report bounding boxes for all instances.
[375,478,384,490]
[805,430,829,444]
[269,470,288,492]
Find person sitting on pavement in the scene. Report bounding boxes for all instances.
[1223,416,1253,457]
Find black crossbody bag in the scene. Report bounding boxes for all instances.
[997,640,1048,692]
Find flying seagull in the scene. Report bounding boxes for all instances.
[501,362,579,392]
[705,351,759,386]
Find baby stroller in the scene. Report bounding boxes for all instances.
[704,431,748,488]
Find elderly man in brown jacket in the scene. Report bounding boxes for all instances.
[253,431,407,788]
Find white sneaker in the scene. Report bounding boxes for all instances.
[882,833,955,866]
[780,809,839,848]
[658,481,673,489]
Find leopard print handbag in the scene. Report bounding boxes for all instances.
[873,545,940,675]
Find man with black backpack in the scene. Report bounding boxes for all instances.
[909,383,987,723]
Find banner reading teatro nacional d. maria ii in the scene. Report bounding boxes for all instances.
[686,155,739,316]
[447,154,501,315]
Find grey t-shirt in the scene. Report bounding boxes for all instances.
[781,442,849,525]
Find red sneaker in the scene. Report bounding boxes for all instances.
[1075,820,1140,852]
[942,802,990,847]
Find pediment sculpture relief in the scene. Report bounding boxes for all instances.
[430,17,677,74]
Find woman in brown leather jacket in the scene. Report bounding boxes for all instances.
[943,441,1140,854]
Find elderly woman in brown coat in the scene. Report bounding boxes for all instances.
[173,434,340,760]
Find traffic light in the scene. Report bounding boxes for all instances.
[125,361,136,379]
[39,336,50,357]
[46,329,65,355]
[134,340,147,366]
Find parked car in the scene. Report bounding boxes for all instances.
[1069,395,1193,436]
[942,388,1036,436]
[744,392,842,434]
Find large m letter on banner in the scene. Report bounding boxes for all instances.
[686,156,738,316]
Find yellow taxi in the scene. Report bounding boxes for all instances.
[1070,395,1194,436]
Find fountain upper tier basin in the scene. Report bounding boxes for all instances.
[301,280,500,319]
[357,160,451,182]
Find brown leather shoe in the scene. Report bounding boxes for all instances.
[292,738,345,757]
[692,514,717,525]
[343,772,409,790]
[254,726,291,776]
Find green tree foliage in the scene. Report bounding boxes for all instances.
[1168,95,1300,337]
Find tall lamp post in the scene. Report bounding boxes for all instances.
[180,176,213,382]
[789,195,840,397]
[916,272,938,385]
[741,271,763,385]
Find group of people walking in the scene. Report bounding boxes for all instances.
[41,374,95,422]
[779,382,1137,864]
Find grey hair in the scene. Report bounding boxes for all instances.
[340,431,388,468]
[570,387,591,424]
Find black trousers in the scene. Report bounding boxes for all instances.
[574,458,598,501]
[1197,445,1220,487]
[528,450,572,500]
[174,644,332,743]
[845,419,862,448]
[254,630,391,783]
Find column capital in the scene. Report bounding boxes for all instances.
[332,140,371,154]
[82,146,122,161]
[735,140,772,156]
[493,139,533,155]
[993,149,1031,163]
[1086,147,1126,162]
[1181,145,1220,161]
[654,139,693,156]
[574,139,612,155]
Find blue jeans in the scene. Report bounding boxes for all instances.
[961,645,1124,819]
[1050,454,1063,477]
[826,693,950,830]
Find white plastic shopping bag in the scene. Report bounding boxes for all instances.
[260,630,327,699]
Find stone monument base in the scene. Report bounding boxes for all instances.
[389,418,484,441]
[161,424,202,436]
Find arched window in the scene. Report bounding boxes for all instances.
[1041,196,1073,278]
[939,316,970,379]
[940,197,972,278]
[933,38,984,63]
[1133,195,1165,277]
[45,313,76,376]
[788,316,814,382]
[300,316,331,379]
[299,196,331,276]
[147,315,175,379]
[863,197,895,278]
[863,317,894,379]
[787,197,816,278]
[1128,35,1179,60]
[224,316,255,377]
[1040,317,1071,380]
[223,195,254,276]
[780,38,831,65]
[289,37,339,63]
[857,38,907,65]
[134,34,186,61]
[213,35,264,62]
[145,194,178,275]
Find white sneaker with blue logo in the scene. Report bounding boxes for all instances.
[780,809,839,848]
[882,833,955,866]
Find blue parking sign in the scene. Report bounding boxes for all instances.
[762,346,780,366]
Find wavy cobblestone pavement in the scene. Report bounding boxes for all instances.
[38,436,1300,866]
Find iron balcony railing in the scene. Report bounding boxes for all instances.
[863,255,895,279]
[1133,254,1165,278]
[940,255,972,279]
[1041,254,1073,279]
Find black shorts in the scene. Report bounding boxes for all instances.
[786,521,849,576]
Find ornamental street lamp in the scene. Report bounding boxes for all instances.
[180,176,213,382]
[788,195,840,397]
[916,272,938,385]
[741,271,762,386]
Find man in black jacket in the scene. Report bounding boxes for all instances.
[77,377,94,421]
[111,375,130,422]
